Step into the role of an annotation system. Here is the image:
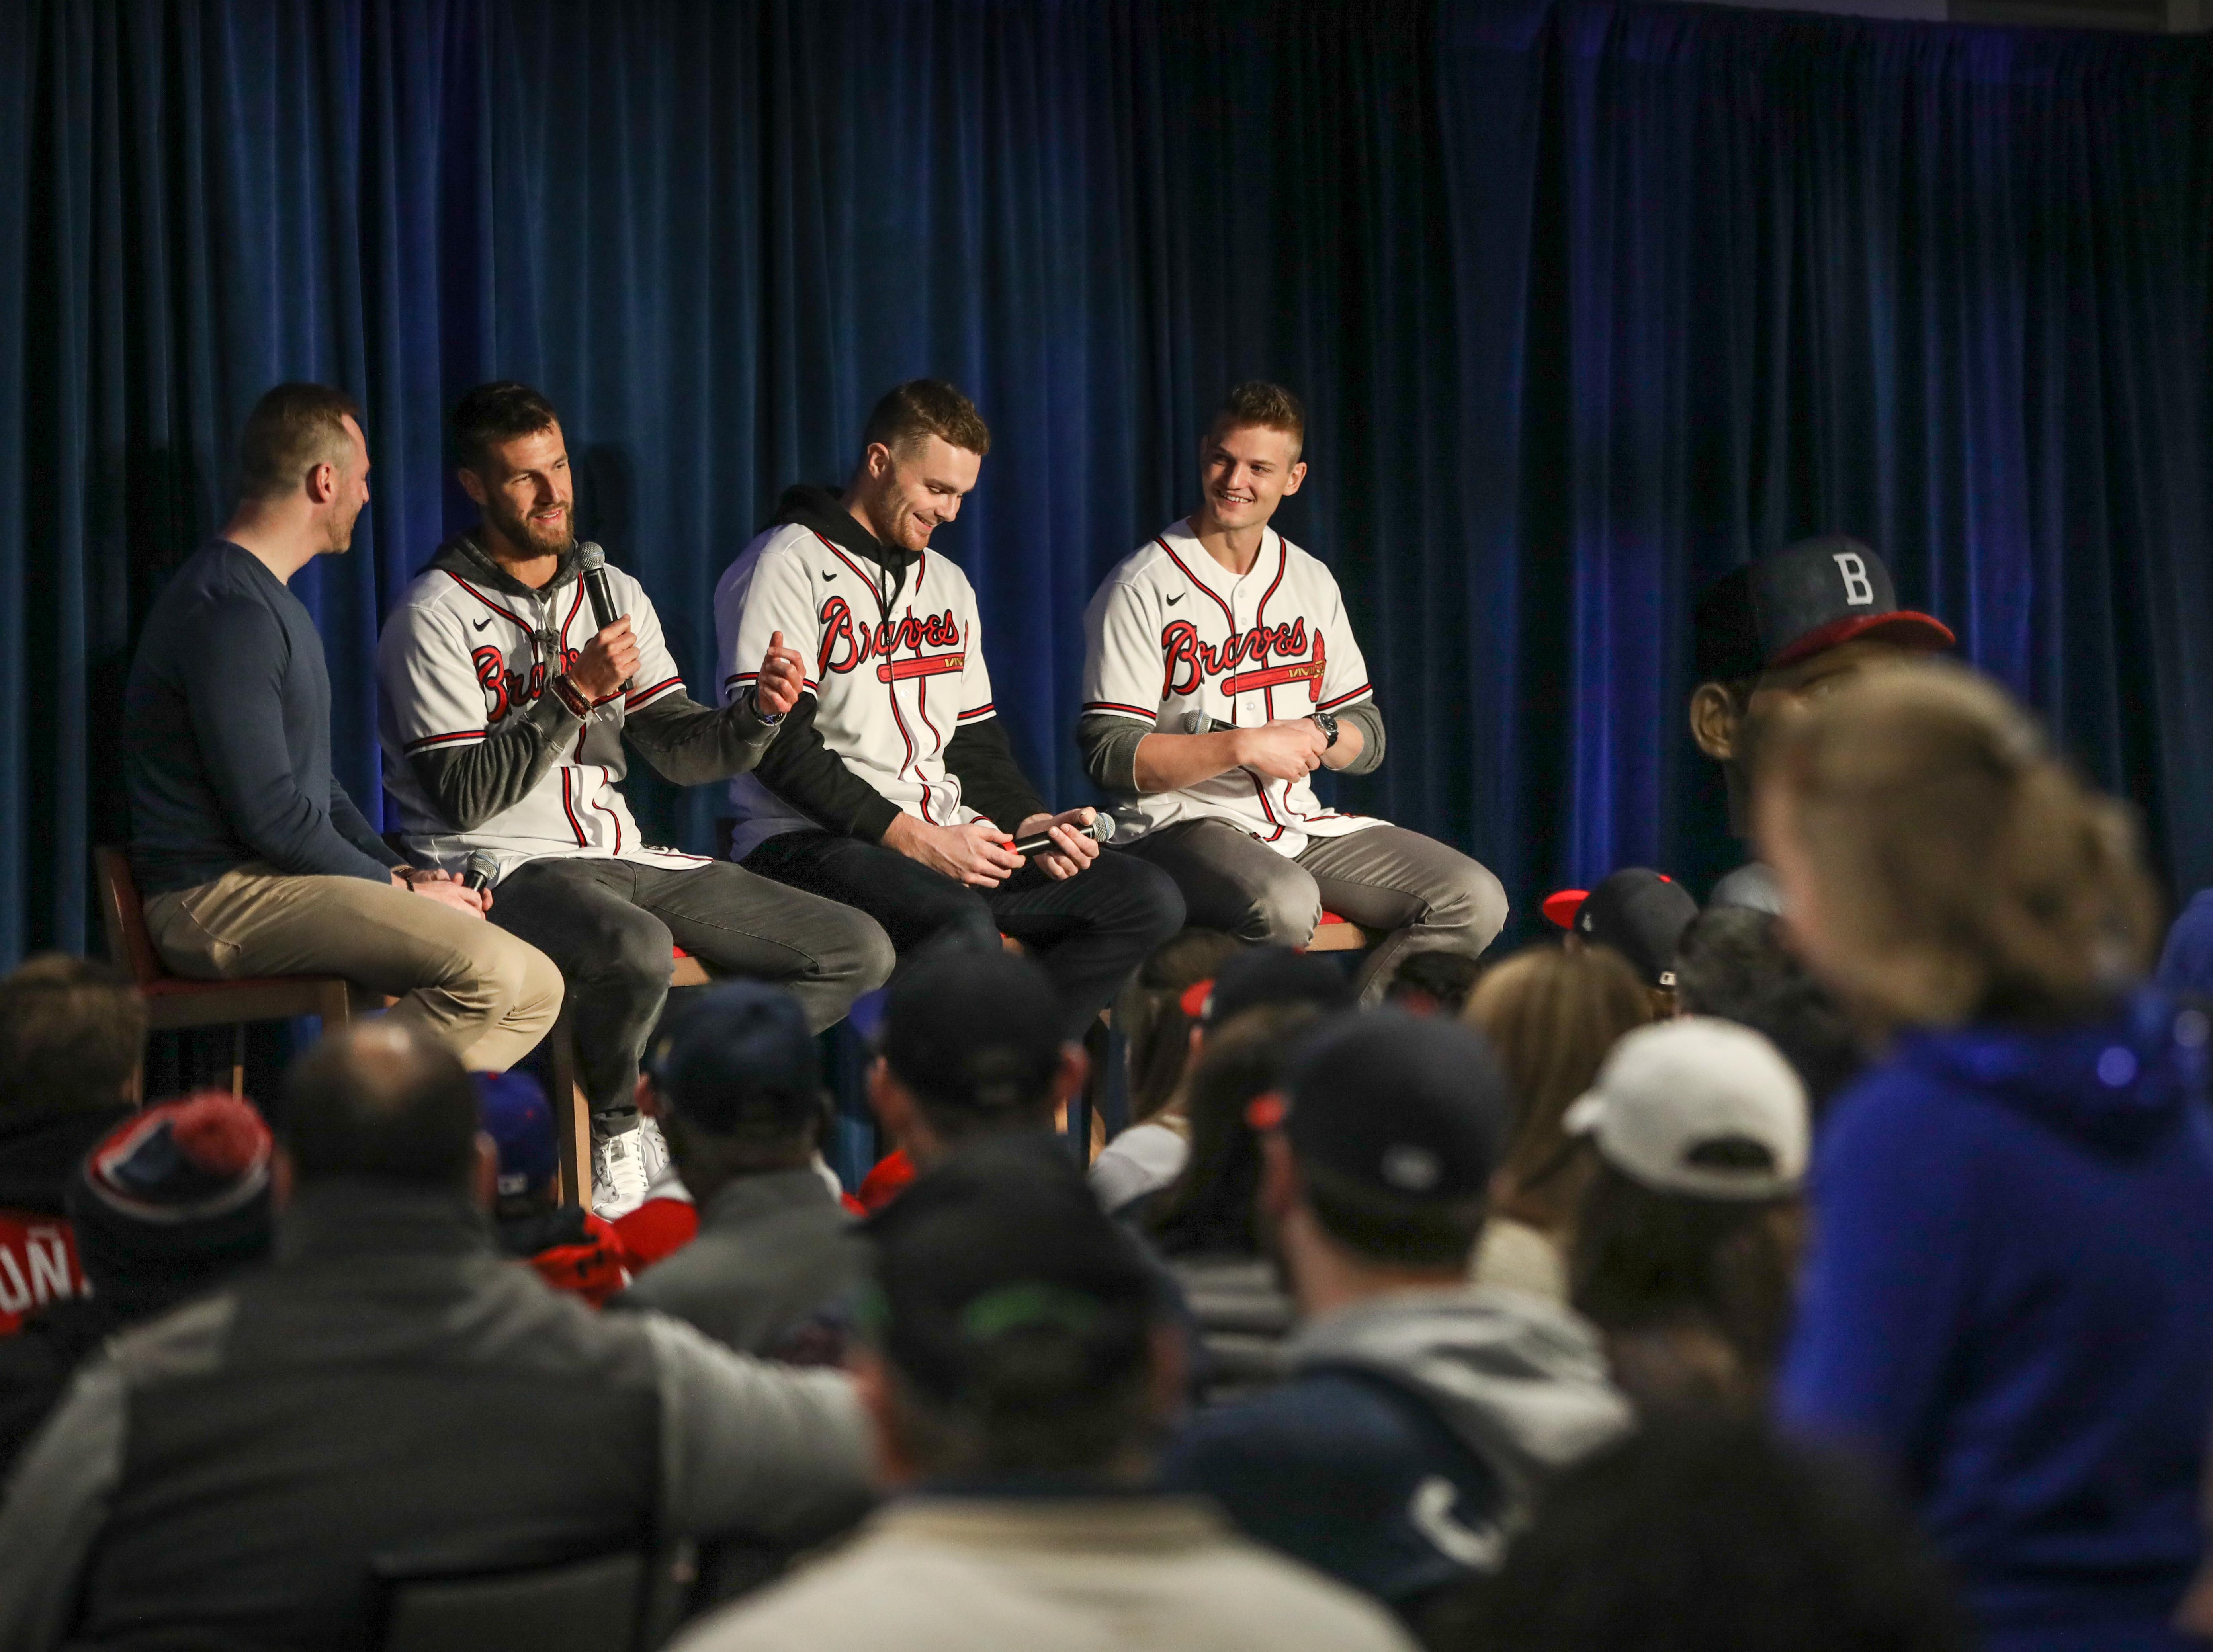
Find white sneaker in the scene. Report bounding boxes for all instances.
[635,1115,673,1190]
[590,1124,651,1220]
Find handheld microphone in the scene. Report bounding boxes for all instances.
[574,541,630,697]
[1010,814,1113,857]
[461,850,500,894]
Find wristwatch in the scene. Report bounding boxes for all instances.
[748,686,786,726]
[1310,708,1339,748]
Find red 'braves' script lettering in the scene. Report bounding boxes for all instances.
[818,597,963,678]
[475,645,579,723]
[1161,617,1311,698]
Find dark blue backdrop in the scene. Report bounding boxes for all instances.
[4,0,2210,965]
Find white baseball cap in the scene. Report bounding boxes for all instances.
[1562,1017,1809,1200]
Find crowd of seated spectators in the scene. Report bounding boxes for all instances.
[1,657,2211,1652]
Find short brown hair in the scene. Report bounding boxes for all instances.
[451,381,561,475]
[1211,381,1306,456]
[236,383,363,502]
[1463,944,1654,1232]
[1758,660,2157,1028]
[0,955,147,1118]
[861,380,992,459]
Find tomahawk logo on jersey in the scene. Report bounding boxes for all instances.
[377,556,706,881]
[714,523,998,863]
[1081,521,1380,855]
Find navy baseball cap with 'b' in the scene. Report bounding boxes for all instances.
[1266,1012,1512,1204]
[1694,536,1953,684]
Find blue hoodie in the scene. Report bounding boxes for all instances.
[1779,990,2213,1650]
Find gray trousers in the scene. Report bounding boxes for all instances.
[491,857,896,1114]
[1118,819,1508,1001]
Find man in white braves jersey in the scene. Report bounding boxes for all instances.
[715,380,1184,1039]
[377,383,894,1211]
[1079,381,1506,999]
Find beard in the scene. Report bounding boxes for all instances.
[486,493,572,557]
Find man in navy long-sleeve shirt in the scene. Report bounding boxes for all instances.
[123,384,561,1067]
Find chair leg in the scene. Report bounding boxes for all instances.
[550,1009,590,1208]
[317,980,352,1032]
[229,1024,246,1098]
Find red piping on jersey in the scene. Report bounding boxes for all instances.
[1255,536,1286,719]
[819,536,935,821]
[559,769,589,847]
[564,580,585,640]
[1319,683,1371,712]
[914,677,949,821]
[1082,699,1157,721]
[1248,772,1288,843]
[957,702,996,721]
[875,654,964,682]
[404,729,485,751]
[1157,538,1238,630]
[445,574,535,633]
[625,675,683,706]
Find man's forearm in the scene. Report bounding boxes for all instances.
[409,694,582,833]
[625,690,776,787]
[1132,728,1250,794]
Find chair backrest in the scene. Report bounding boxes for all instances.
[379,1549,646,1652]
[93,847,168,986]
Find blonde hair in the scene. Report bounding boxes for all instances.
[1463,944,1653,1231]
[1758,660,2157,1028]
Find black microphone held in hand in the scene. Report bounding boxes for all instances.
[1010,814,1113,857]
[574,541,630,696]
[576,541,622,633]
[461,850,500,894]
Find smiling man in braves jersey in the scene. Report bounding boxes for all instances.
[1080,382,1506,999]
[377,383,894,1213]
[714,380,1184,1039]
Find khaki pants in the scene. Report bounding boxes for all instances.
[144,864,563,1071]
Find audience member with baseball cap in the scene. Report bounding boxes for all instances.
[621,982,867,1361]
[1690,535,1952,913]
[1472,1417,1969,1652]
[1143,1003,1328,1398]
[1093,945,1357,1217]
[1673,904,1863,1113]
[477,1069,638,1305]
[0,1090,274,1476]
[0,1021,871,1652]
[0,955,147,1337]
[1382,950,1484,1018]
[1460,945,1654,1301]
[1761,662,2213,1652]
[1166,1012,1631,1638]
[1563,1018,1809,1415]
[861,947,1085,1202]
[1545,867,1699,1017]
[676,1131,1413,1652]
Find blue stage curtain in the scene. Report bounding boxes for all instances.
[1,0,2209,961]
[1441,0,2213,906]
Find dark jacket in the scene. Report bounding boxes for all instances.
[1779,990,2213,1650]
[0,1102,131,1335]
[1165,1286,1631,1612]
[0,1180,869,1652]
[618,1168,867,1361]
[741,486,1046,844]
[125,540,403,895]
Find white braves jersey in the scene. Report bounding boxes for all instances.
[714,523,998,862]
[1081,521,1382,856]
[377,558,713,883]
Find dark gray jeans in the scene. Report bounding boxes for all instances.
[1117,819,1508,1002]
[491,857,895,1114]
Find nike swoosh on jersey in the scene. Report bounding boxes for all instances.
[822,569,837,582]
[1165,592,1184,605]
[473,615,495,631]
